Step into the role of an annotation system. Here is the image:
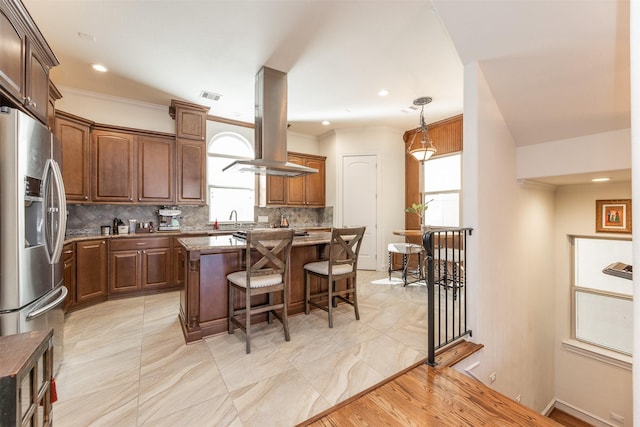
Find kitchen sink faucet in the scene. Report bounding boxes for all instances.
[229,210,238,228]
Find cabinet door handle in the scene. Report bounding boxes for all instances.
[23,97,36,108]
[84,196,88,200]
[136,242,147,246]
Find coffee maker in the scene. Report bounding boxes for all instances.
[157,208,181,231]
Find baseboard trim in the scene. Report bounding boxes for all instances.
[553,399,618,427]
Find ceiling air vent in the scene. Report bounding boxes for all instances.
[200,91,222,101]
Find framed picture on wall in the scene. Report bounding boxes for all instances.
[595,199,632,233]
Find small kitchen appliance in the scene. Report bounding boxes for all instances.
[158,208,181,231]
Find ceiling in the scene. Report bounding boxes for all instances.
[23,0,629,149]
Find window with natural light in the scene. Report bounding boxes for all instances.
[423,153,461,227]
[572,236,633,355]
[207,132,255,223]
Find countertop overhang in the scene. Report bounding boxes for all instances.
[178,231,332,252]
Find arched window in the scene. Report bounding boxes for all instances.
[207,132,254,223]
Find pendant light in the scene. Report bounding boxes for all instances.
[407,96,437,162]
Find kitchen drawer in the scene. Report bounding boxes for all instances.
[110,237,171,251]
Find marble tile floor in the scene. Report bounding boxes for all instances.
[54,270,432,427]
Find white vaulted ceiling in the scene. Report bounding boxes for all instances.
[23,0,629,147]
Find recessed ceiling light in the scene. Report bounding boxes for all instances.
[322,120,330,126]
[378,89,389,97]
[592,177,611,182]
[92,64,108,72]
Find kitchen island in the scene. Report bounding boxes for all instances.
[177,232,332,343]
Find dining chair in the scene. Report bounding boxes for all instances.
[303,226,366,328]
[227,228,295,353]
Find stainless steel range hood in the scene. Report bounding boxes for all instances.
[223,66,318,177]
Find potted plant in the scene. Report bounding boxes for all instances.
[405,199,434,231]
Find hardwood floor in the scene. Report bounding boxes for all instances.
[548,409,594,427]
[297,341,592,426]
[299,363,561,426]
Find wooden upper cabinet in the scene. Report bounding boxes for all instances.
[55,112,177,205]
[265,175,286,205]
[176,139,206,204]
[176,109,205,141]
[170,99,208,141]
[47,80,61,130]
[137,134,175,203]
[0,0,58,125]
[303,155,326,206]
[170,99,208,205]
[285,152,326,207]
[55,112,92,202]
[263,152,326,207]
[0,7,25,101]
[286,154,306,206]
[92,129,136,203]
[24,38,49,123]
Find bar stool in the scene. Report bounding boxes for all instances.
[227,229,295,354]
[304,226,366,328]
[387,242,423,285]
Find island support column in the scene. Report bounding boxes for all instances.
[179,249,203,342]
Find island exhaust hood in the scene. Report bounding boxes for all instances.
[223,66,318,177]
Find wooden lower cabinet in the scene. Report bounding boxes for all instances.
[76,239,108,305]
[62,242,75,312]
[109,249,140,294]
[65,234,196,311]
[109,237,172,295]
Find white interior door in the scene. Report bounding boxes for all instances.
[342,155,377,270]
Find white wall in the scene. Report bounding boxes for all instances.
[462,63,556,410]
[553,181,632,425]
[320,127,405,271]
[288,132,321,155]
[630,1,639,425]
[55,86,175,133]
[517,129,631,181]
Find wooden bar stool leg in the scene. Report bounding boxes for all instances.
[228,285,234,334]
[352,278,360,320]
[282,284,290,341]
[304,271,311,315]
[245,289,251,354]
[328,278,334,328]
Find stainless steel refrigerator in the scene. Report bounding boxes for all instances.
[0,107,67,373]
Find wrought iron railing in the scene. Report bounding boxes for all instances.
[423,227,474,366]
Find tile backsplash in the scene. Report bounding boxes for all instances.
[66,204,334,236]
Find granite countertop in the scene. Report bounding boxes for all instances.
[178,231,332,252]
[64,226,333,244]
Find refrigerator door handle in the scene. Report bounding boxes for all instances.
[44,159,67,264]
[26,286,68,320]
